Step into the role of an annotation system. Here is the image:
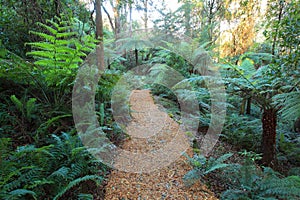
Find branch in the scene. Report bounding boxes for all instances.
[102,5,115,33]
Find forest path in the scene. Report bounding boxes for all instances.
[104,90,217,200]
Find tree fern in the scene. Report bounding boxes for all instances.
[26,16,97,87]
[273,91,300,120]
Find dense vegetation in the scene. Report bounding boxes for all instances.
[0,0,299,199]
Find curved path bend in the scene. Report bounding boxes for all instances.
[104,90,218,200]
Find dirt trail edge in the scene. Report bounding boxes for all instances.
[104,90,218,200]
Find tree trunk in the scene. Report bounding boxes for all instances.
[184,0,191,36]
[102,5,115,33]
[113,0,121,39]
[246,97,251,115]
[239,98,246,115]
[135,48,138,66]
[95,0,105,72]
[143,0,148,30]
[261,108,277,167]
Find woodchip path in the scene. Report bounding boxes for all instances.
[104,90,218,200]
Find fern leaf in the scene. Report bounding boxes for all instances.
[26,42,55,50]
[36,21,58,35]
[204,163,231,175]
[56,32,77,38]
[7,189,37,199]
[26,98,37,119]
[183,169,202,187]
[10,95,23,112]
[239,58,256,79]
[53,175,103,200]
[29,31,56,42]
[215,153,233,164]
[273,91,300,119]
[48,166,70,181]
[77,193,94,200]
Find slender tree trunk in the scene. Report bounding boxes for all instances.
[271,0,284,56]
[113,0,121,39]
[129,1,133,35]
[246,97,251,115]
[240,98,246,115]
[95,0,105,71]
[184,0,191,36]
[143,0,148,30]
[261,108,277,167]
[135,48,138,66]
[102,5,115,33]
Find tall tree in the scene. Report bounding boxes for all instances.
[259,0,299,166]
[224,0,300,167]
[95,0,105,71]
[220,0,261,58]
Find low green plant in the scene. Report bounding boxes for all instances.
[221,113,262,151]
[220,151,300,199]
[183,153,234,187]
[0,133,107,199]
[10,94,38,122]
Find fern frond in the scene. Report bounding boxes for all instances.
[10,95,23,112]
[26,98,37,119]
[48,167,70,181]
[183,169,202,187]
[7,189,37,200]
[36,21,58,35]
[273,91,300,119]
[77,193,94,200]
[29,31,56,42]
[53,175,103,200]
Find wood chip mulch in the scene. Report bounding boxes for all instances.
[104,90,218,200]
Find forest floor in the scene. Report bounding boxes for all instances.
[103,89,218,200]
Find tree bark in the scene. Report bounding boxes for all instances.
[143,0,148,30]
[95,0,105,72]
[112,0,121,39]
[246,97,251,115]
[261,108,277,167]
[102,5,115,33]
[135,48,138,66]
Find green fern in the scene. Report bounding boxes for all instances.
[10,95,23,113]
[220,155,300,200]
[183,153,234,187]
[0,133,107,199]
[273,91,300,120]
[6,189,37,200]
[26,16,97,87]
[53,175,103,200]
[10,95,38,123]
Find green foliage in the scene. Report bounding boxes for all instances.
[0,133,107,199]
[183,153,234,187]
[0,0,91,57]
[26,16,97,88]
[10,95,38,122]
[221,166,300,200]
[221,113,262,151]
[273,91,300,120]
[215,151,300,199]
